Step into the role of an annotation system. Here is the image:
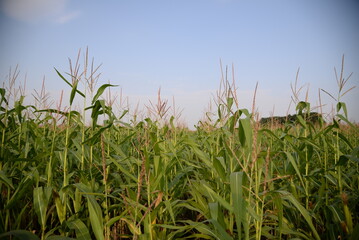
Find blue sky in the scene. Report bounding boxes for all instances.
[0,0,358,127]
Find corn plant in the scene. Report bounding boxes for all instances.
[0,56,358,240]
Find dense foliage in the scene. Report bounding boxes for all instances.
[0,67,358,240]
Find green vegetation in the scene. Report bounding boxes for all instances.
[259,112,323,126]
[0,56,358,240]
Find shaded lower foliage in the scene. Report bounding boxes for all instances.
[260,112,323,125]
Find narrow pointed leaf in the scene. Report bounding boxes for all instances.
[54,68,85,98]
[92,84,118,104]
[67,219,91,240]
[0,230,40,240]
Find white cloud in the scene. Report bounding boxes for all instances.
[55,11,81,24]
[1,0,79,24]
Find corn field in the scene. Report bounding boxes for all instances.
[0,58,358,240]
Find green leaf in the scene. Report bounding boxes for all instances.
[278,190,321,240]
[106,216,122,227]
[203,184,232,212]
[296,101,310,115]
[88,100,106,128]
[336,114,358,130]
[0,88,8,105]
[271,192,284,239]
[73,183,104,240]
[213,157,226,181]
[285,152,305,189]
[34,187,52,228]
[164,200,176,225]
[54,191,66,224]
[230,171,249,240]
[227,97,234,110]
[238,117,252,147]
[0,230,40,240]
[92,84,118,104]
[36,109,73,117]
[46,236,76,240]
[182,220,220,239]
[69,79,79,106]
[0,170,14,189]
[208,202,231,240]
[67,219,91,240]
[337,102,348,117]
[296,115,307,128]
[192,146,212,167]
[118,109,129,120]
[6,177,33,209]
[54,68,85,98]
[121,217,141,235]
[336,132,354,150]
[82,122,113,145]
[87,194,104,240]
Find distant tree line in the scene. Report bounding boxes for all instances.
[260,112,323,125]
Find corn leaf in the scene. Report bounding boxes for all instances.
[92,84,118,104]
[67,219,91,240]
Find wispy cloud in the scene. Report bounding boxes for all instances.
[0,0,79,24]
[55,11,81,24]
